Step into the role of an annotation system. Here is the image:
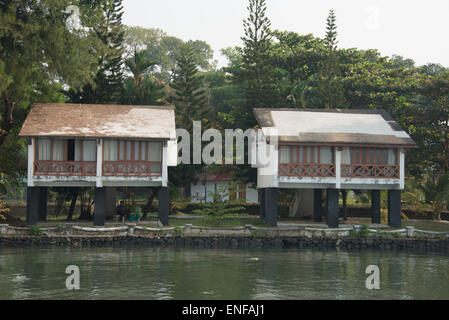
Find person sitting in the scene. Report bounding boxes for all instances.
[129,204,142,223]
[116,201,127,223]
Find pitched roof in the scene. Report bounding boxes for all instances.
[19,103,176,140]
[253,108,416,148]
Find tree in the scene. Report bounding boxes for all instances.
[0,0,103,149]
[122,27,216,82]
[121,76,165,105]
[167,44,210,194]
[403,173,449,220]
[94,0,125,103]
[124,49,156,86]
[237,0,278,128]
[315,9,345,109]
[270,31,326,108]
[66,0,125,104]
[169,44,209,132]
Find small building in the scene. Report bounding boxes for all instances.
[19,103,177,226]
[190,172,258,203]
[253,108,417,227]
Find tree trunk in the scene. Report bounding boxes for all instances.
[0,92,16,148]
[142,189,157,219]
[67,188,79,221]
[341,190,348,220]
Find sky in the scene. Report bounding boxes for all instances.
[122,0,449,68]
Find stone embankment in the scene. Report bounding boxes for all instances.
[0,223,448,251]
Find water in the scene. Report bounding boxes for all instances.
[0,247,448,300]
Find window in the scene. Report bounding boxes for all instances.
[278,146,333,164]
[36,138,96,161]
[349,148,397,165]
[149,142,162,162]
[36,138,51,160]
[104,140,162,162]
[104,140,118,161]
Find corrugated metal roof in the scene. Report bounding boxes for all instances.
[19,103,176,140]
[254,108,416,148]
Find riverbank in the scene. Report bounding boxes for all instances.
[0,234,448,252]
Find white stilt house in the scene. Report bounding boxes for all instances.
[253,108,416,227]
[19,103,177,226]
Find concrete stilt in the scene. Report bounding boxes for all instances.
[326,189,339,228]
[38,187,48,222]
[265,188,278,227]
[104,187,117,219]
[93,187,106,226]
[313,189,323,222]
[371,190,381,224]
[388,189,401,227]
[259,188,266,222]
[158,187,169,226]
[26,187,40,226]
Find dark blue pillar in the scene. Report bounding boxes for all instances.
[371,190,381,224]
[313,189,323,222]
[259,188,266,222]
[265,188,278,227]
[326,189,339,228]
[388,189,401,227]
[38,187,48,222]
[93,187,106,226]
[26,187,40,226]
[158,187,169,226]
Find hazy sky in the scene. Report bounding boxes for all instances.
[122,0,449,68]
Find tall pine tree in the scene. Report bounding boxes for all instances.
[237,0,278,129]
[316,9,345,109]
[169,44,209,132]
[66,0,124,104]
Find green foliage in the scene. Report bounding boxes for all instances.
[191,184,246,216]
[236,0,279,128]
[122,76,165,105]
[65,0,125,104]
[29,225,43,236]
[315,9,346,109]
[0,0,105,156]
[350,224,370,238]
[123,26,215,82]
[403,173,449,220]
[169,44,209,132]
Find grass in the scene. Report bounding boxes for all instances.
[403,220,449,232]
[158,216,268,228]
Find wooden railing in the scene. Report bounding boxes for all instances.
[102,161,162,177]
[341,164,399,178]
[279,164,336,177]
[34,161,97,176]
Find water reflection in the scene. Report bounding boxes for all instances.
[0,247,448,300]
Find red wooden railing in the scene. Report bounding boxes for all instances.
[279,163,336,177]
[102,161,162,177]
[34,161,97,176]
[341,164,399,178]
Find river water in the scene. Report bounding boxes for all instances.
[0,247,448,299]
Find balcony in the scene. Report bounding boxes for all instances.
[341,164,399,179]
[102,161,162,177]
[279,163,336,177]
[34,161,97,176]
[278,164,399,179]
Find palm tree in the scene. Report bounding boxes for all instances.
[125,49,156,87]
[403,172,449,220]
